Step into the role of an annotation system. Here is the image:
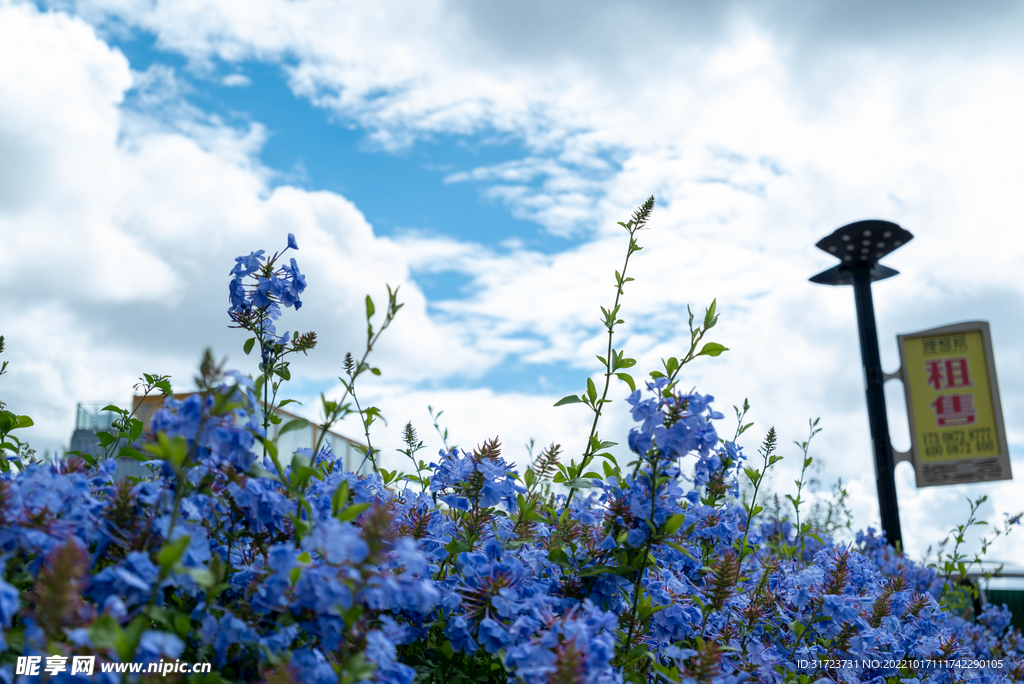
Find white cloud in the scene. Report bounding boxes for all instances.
[4,0,1024,565]
[0,3,499,449]
[222,73,251,87]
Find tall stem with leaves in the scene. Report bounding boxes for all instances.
[397,422,428,490]
[554,197,653,506]
[91,374,173,470]
[785,418,821,560]
[228,235,316,463]
[428,405,452,452]
[930,495,1021,610]
[318,286,403,474]
[0,336,35,472]
[651,302,728,392]
[739,426,780,562]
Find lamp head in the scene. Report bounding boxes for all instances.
[810,219,914,286]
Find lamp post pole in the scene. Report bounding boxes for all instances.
[810,219,913,550]
[850,267,903,550]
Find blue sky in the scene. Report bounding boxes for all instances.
[115,33,583,253]
[3,0,1024,563]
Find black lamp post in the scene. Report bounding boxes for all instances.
[810,219,914,550]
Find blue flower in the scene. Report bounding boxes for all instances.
[478,617,510,653]
[289,649,337,684]
[0,579,18,626]
[304,519,369,565]
[87,551,159,608]
[137,631,184,661]
[230,250,265,278]
[446,615,478,654]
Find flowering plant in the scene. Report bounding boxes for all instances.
[0,201,1021,684]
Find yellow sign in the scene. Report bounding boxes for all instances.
[896,322,1012,487]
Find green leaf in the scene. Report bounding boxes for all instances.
[667,541,696,559]
[292,464,318,489]
[119,616,147,663]
[651,662,681,681]
[246,465,277,482]
[664,513,686,536]
[101,405,123,414]
[696,342,728,357]
[173,613,191,638]
[579,565,621,577]
[445,540,472,556]
[366,295,375,319]
[158,535,191,572]
[278,418,309,437]
[144,433,189,471]
[564,477,596,489]
[96,431,117,447]
[586,377,598,403]
[548,548,572,568]
[188,568,216,590]
[129,418,144,443]
[118,445,146,461]
[362,405,386,427]
[243,337,256,355]
[332,481,350,516]
[704,298,718,329]
[15,415,33,428]
[615,373,636,391]
[336,502,371,523]
[554,395,584,407]
[89,614,124,652]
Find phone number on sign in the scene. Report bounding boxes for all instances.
[797,659,1005,670]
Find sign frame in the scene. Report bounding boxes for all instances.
[894,320,1012,487]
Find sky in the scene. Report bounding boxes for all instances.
[2,0,1023,565]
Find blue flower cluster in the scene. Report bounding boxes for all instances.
[228,233,306,318]
[0,238,1020,684]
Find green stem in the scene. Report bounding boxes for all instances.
[565,225,642,510]
[312,298,400,458]
[624,453,660,650]
[352,385,377,474]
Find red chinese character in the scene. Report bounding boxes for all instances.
[924,357,972,390]
[931,394,976,427]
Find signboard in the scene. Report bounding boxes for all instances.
[895,321,1012,487]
